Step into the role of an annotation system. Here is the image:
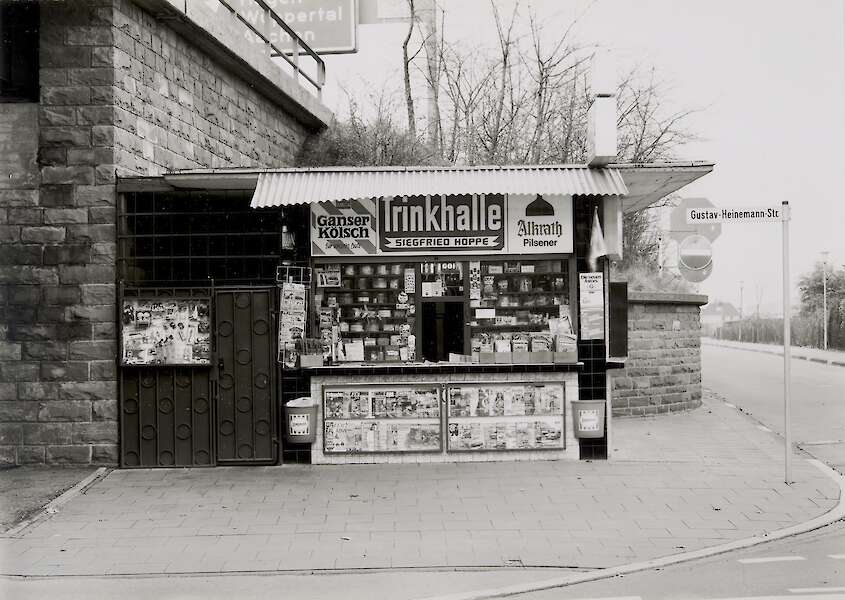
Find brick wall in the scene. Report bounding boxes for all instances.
[0,0,325,465]
[610,293,707,417]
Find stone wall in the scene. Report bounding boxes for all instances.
[109,0,314,174]
[0,0,326,465]
[610,292,707,417]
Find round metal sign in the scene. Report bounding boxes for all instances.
[679,258,714,283]
[678,234,713,271]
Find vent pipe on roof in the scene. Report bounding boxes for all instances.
[587,49,618,167]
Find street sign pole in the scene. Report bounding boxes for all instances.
[782,200,792,484]
[685,202,793,484]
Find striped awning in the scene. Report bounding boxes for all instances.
[248,165,628,208]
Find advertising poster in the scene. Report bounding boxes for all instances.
[379,194,505,253]
[506,194,574,254]
[313,194,577,257]
[323,385,442,454]
[316,265,341,287]
[579,272,605,340]
[310,198,378,256]
[121,298,211,366]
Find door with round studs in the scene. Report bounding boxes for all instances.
[214,289,278,464]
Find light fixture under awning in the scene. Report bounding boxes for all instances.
[248,165,629,208]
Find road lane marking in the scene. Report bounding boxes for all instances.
[799,440,845,446]
[830,554,845,559]
[702,594,845,600]
[725,402,736,408]
[788,587,845,593]
[757,425,772,432]
[737,556,806,564]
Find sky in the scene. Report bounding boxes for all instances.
[318,0,845,314]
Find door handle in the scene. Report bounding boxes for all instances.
[218,357,224,371]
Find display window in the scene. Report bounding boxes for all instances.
[322,384,442,453]
[313,257,577,365]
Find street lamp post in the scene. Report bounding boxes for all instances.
[739,280,744,342]
[821,251,829,351]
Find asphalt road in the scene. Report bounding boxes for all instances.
[6,344,842,600]
[702,344,845,473]
[510,520,845,600]
[503,344,845,600]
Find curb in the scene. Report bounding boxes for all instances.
[418,460,845,600]
[3,467,109,538]
[703,339,845,368]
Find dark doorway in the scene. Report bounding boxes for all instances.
[421,302,464,362]
[214,288,278,464]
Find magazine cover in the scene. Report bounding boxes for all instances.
[348,390,369,418]
[324,391,349,419]
[414,389,440,418]
[324,420,364,453]
[447,415,564,451]
[121,298,211,366]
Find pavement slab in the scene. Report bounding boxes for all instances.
[0,393,839,580]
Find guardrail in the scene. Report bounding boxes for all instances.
[215,0,327,98]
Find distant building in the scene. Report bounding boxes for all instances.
[701,301,741,336]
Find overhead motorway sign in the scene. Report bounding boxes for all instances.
[278,0,358,54]
[686,206,783,224]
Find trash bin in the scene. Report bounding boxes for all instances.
[571,400,606,439]
[284,396,317,444]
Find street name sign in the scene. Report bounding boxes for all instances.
[684,201,793,484]
[686,206,783,224]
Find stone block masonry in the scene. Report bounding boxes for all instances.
[610,293,708,417]
[0,0,327,465]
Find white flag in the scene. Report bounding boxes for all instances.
[588,206,607,272]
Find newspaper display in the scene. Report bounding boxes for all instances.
[279,283,307,368]
[121,298,211,366]
[323,385,441,453]
[446,383,564,451]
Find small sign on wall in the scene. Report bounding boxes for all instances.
[579,272,605,340]
[289,413,310,436]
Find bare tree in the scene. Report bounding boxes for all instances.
[402,0,419,138]
[297,90,437,167]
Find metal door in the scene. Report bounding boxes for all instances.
[214,288,278,464]
[121,368,214,467]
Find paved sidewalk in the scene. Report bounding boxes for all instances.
[704,337,845,367]
[0,392,838,584]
